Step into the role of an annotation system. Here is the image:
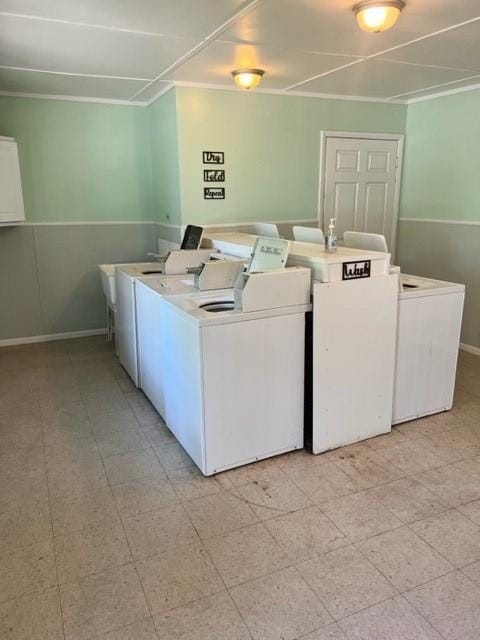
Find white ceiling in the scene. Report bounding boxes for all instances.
[0,0,479,104]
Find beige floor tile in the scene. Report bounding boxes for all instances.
[233,471,313,520]
[136,542,223,614]
[0,586,64,640]
[358,526,453,591]
[394,416,458,439]
[95,429,150,459]
[455,455,480,478]
[414,464,480,507]
[0,502,52,550]
[45,436,101,466]
[0,423,43,450]
[42,412,92,447]
[88,410,140,436]
[333,448,404,489]
[285,461,357,505]
[153,591,250,640]
[153,441,195,472]
[203,522,290,587]
[60,563,149,640]
[0,468,49,512]
[47,457,109,500]
[79,382,122,399]
[426,433,479,464]
[367,477,449,524]
[183,491,258,539]
[461,560,480,586]
[411,509,480,568]
[55,521,132,584]
[264,506,347,563]
[167,466,223,501]
[130,403,161,427]
[231,566,332,640]
[141,422,175,448]
[0,539,57,603]
[40,401,89,423]
[104,449,166,486]
[218,457,284,487]
[112,477,178,518]
[364,429,409,450]
[300,623,348,639]
[51,486,120,536]
[458,498,480,525]
[297,546,396,621]
[405,571,480,640]
[379,438,448,474]
[123,504,198,559]
[339,595,442,640]
[84,390,130,418]
[90,618,157,639]
[320,491,403,542]
[0,443,45,477]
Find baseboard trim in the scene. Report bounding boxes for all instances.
[460,342,480,356]
[0,328,107,347]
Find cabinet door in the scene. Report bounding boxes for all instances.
[0,139,25,223]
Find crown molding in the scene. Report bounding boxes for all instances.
[404,82,480,104]
[3,76,480,108]
[163,80,407,104]
[0,90,146,106]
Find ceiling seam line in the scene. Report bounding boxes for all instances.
[0,65,154,81]
[128,0,264,100]
[283,15,480,91]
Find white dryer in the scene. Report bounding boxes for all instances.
[393,274,465,424]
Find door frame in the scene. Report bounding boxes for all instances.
[317,130,404,258]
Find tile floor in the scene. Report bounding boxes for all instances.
[0,336,480,640]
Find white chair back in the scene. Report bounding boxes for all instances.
[253,223,280,238]
[343,231,389,253]
[292,226,325,245]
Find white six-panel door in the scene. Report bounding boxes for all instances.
[320,134,402,251]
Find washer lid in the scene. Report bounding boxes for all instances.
[400,274,465,298]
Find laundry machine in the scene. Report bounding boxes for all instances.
[136,259,245,419]
[157,265,311,475]
[115,249,215,386]
[393,274,465,424]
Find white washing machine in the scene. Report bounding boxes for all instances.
[135,271,242,419]
[116,265,197,386]
[157,267,311,475]
[393,274,465,424]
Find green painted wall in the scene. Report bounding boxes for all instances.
[147,90,182,225]
[400,89,480,222]
[175,87,407,225]
[0,96,154,222]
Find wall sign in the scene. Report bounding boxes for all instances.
[342,260,371,281]
[204,187,225,200]
[204,169,225,182]
[203,151,224,164]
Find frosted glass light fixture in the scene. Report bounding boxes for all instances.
[353,0,405,32]
[231,68,265,90]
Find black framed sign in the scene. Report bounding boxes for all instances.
[204,169,225,182]
[203,151,224,164]
[342,260,371,281]
[204,187,225,200]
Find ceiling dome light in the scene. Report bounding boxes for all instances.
[353,0,405,32]
[231,68,265,90]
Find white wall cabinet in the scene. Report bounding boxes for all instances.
[0,137,25,224]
